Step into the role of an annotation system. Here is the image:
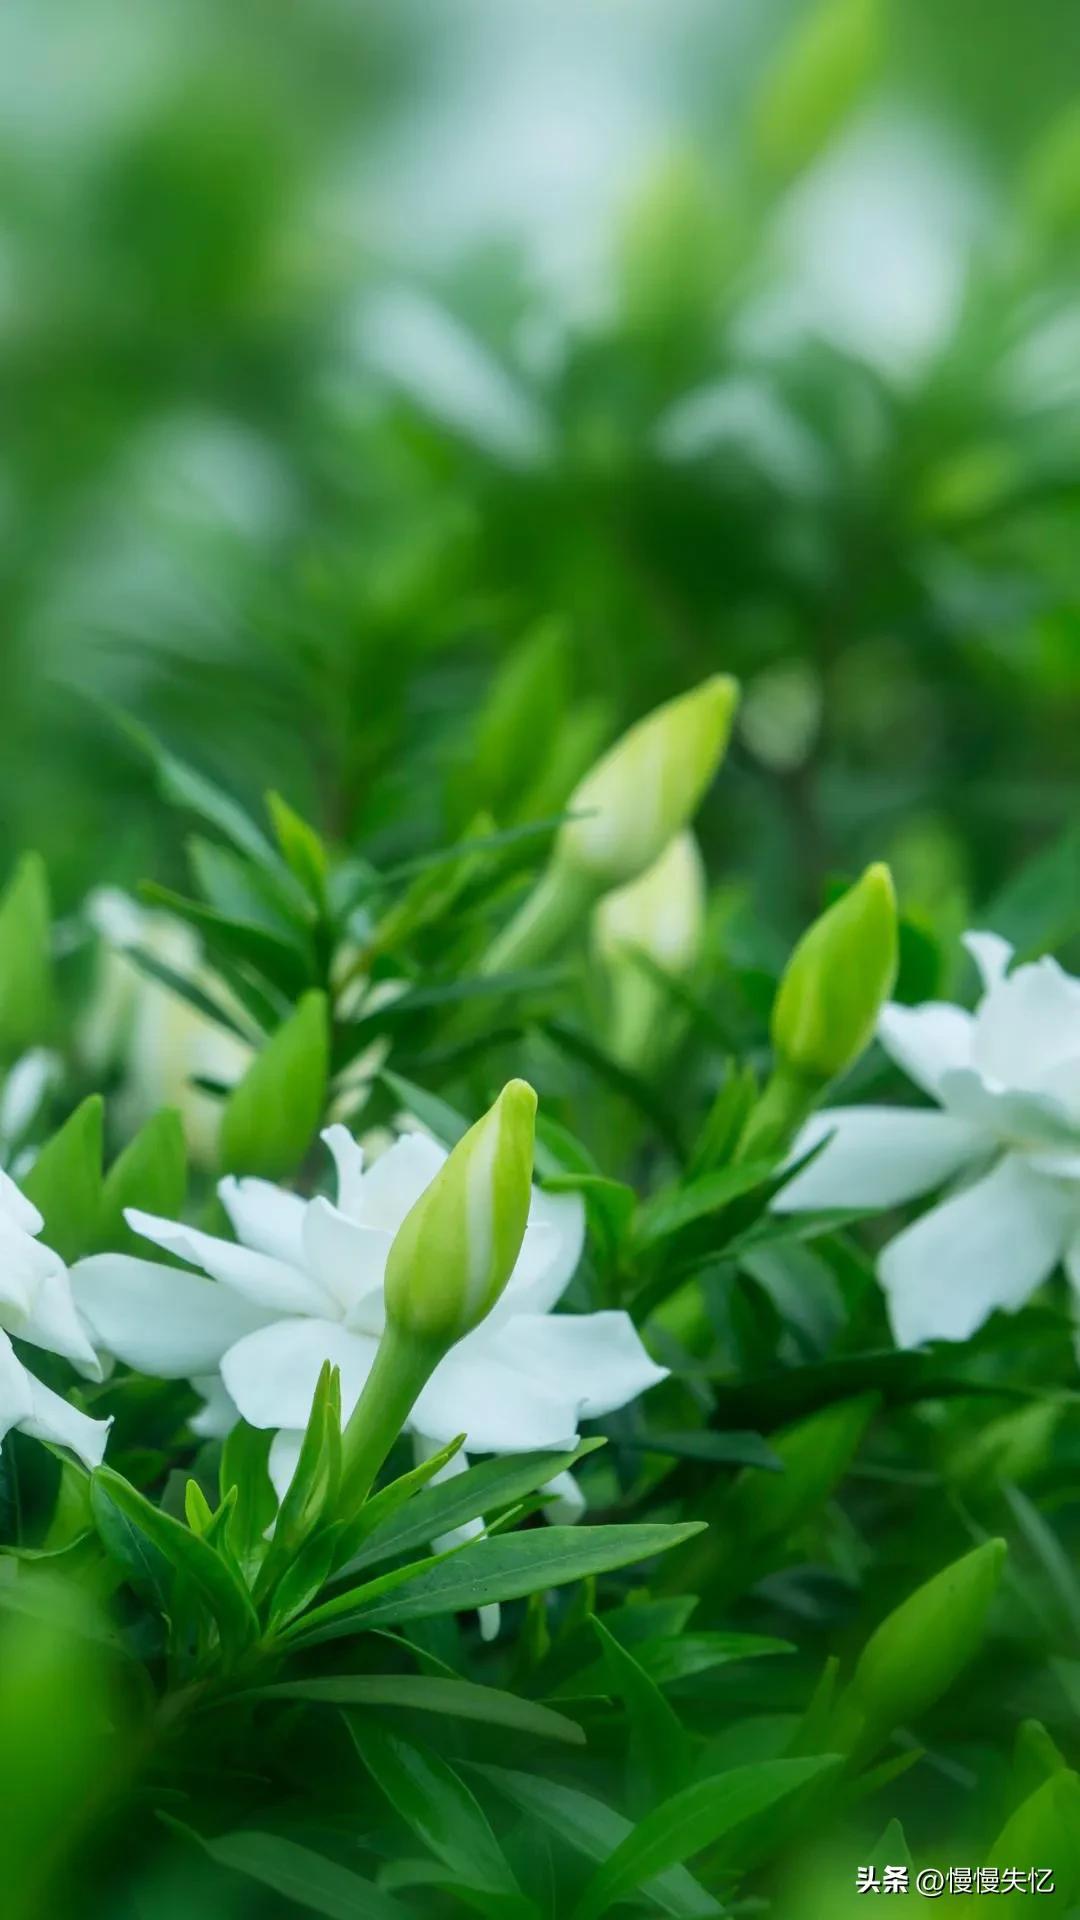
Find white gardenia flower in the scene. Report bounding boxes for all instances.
[0,1171,110,1467]
[79,889,252,1166]
[72,1127,667,1503]
[774,931,1080,1347]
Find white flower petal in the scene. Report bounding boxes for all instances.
[220,1319,379,1430]
[411,1342,579,1454]
[301,1198,390,1325]
[0,1215,57,1327]
[877,1002,974,1097]
[938,1068,1080,1150]
[19,1266,103,1379]
[321,1125,366,1219]
[774,1107,984,1212]
[496,1187,586,1318]
[880,1154,1072,1347]
[20,1371,111,1468]
[971,956,1080,1096]
[0,1168,43,1236]
[485,1311,668,1421]
[268,1427,304,1503]
[0,1050,58,1148]
[541,1469,586,1524]
[125,1208,334,1316]
[351,1133,447,1232]
[0,1331,35,1444]
[189,1374,240,1439]
[218,1177,307,1266]
[962,929,1013,991]
[71,1254,276,1377]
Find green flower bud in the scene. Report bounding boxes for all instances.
[594,831,706,976]
[986,1769,1080,1897]
[559,675,738,891]
[384,1079,537,1346]
[841,1539,1006,1752]
[772,862,898,1085]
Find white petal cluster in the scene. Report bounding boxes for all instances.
[775,932,1080,1346]
[0,1172,110,1467]
[73,1127,666,1503]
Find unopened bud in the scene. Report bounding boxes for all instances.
[843,1539,1006,1748]
[384,1079,537,1346]
[559,676,737,892]
[595,831,705,977]
[772,863,897,1085]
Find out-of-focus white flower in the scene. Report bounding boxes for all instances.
[73,1125,665,1517]
[593,832,705,1065]
[0,1172,109,1467]
[775,931,1080,1346]
[0,1049,60,1163]
[80,889,251,1164]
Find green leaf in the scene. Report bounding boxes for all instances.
[22,1095,103,1263]
[118,715,279,869]
[187,835,311,937]
[249,1674,585,1744]
[267,790,329,909]
[573,1755,839,1920]
[90,1475,172,1614]
[592,1615,688,1800]
[138,881,313,996]
[289,1523,704,1647]
[219,1421,276,1578]
[556,1631,791,1697]
[257,1361,340,1602]
[340,1441,603,1577]
[0,852,53,1055]
[122,944,259,1041]
[93,1108,186,1256]
[220,990,328,1179]
[618,1430,781,1471]
[166,1821,411,1920]
[379,1070,470,1147]
[632,1160,776,1252]
[92,1467,257,1656]
[328,1433,466,1574]
[471,1766,720,1919]
[347,1720,518,1895]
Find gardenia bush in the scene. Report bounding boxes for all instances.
[0,679,1078,1917]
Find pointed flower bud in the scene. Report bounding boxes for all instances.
[384,1079,537,1346]
[595,831,706,976]
[840,1539,1006,1753]
[559,675,738,891]
[772,862,898,1086]
[593,833,707,1067]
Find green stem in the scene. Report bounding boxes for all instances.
[734,1063,820,1164]
[479,862,599,976]
[339,1322,445,1514]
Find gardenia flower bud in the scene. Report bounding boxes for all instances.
[594,833,706,1066]
[384,1078,537,1346]
[594,831,705,976]
[481,677,737,977]
[772,862,898,1085]
[559,675,738,891]
[837,1538,1006,1755]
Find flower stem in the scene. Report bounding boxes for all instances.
[339,1322,444,1514]
[479,862,599,976]
[734,1063,819,1164]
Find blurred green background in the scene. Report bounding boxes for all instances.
[3,0,1078,947]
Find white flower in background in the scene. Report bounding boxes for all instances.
[0,1172,110,1467]
[0,1049,60,1167]
[775,932,1080,1347]
[79,889,251,1164]
[73,1126,666,1501]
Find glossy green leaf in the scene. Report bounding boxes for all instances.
[93,1107,186,1256]
[220,989,328,1178]
[0,852,53,1056]
[92,1467,257,1655]
[22,1095,103,1263]
[167,1821,411,1920]
[573,1755,839,1920]
[348,1720,517,1895]
[250,1673,584,1743]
